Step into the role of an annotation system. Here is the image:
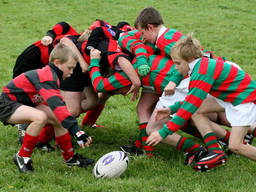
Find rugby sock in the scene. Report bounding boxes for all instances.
[38,125,55,143]
[203,132,223,153]
[18,133,38,157]
[134,123,146,149]
[81,104,105,126]
[139,122,154,157]
[55,132,74,161]
[176,136,201,153]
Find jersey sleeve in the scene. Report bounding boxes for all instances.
[159,63,215,138]
[34,77,81,136]
[118,30,150,67]
[89,59,132,92]
[168,69,184,86]
[46,22,79,41]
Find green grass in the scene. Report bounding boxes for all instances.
[1,0,256,191]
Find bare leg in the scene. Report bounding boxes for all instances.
[7,105,47,136]
[192,97,225,136]
[61,90,82,117]
[81,86,99,112]
[136,92,160,123]
[229,126,256,161]
[147,108,182,146]
[36,104,68,137]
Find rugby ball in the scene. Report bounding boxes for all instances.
[93,151,129,178]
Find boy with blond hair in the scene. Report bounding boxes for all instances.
[0,43,94,173]
[147,33,256,171]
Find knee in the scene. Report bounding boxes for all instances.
[228,142,243,154]
[33,111,48,125]
[191,112,205,122]
[87,98,99,110]
[69,108,81,118]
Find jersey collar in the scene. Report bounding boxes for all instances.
[49,63,64,81]
[188,58,200,75]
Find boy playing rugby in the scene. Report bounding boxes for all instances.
[0,43,94,173]
[147,33,256,171]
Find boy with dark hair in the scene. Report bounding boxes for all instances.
[134,7,184,58]
[0,43,94,173]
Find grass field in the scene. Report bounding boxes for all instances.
[1,0,256,191]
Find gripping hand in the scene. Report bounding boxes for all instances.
[138,64,150,76]
[74,131,91,148]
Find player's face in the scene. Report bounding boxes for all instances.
[137,25,157,44]
[57,57,77,79]
[173,57,190,76]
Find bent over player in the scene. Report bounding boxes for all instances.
[0,43,94,173]
[147,33,256,171]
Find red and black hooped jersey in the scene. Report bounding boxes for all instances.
[13,22,79,78]
[4,64,81,136]
[46,21,80,41]
[86,27,131,74]
[88,19,134,41]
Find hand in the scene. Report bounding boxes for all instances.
[146,131,163,146]
[74,131,92,149]
[155,108,171,121]
[138,64,150,77]
[41,36,53,46]
[90,48,101,60]
[126,83,141,101]
[164,81,176,96]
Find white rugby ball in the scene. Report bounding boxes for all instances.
[93,151,129,178]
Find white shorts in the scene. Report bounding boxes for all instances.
[155,77,190,113]
[214,97,256,127]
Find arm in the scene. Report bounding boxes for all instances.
[37,81,91,147]
[117,56,141,101]
[60,37,89,73]
[89,49,132,92]
[159,72,215,139]
[118,30,151,76]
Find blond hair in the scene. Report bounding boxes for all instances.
[171,33,203,62]
[49,43,78,63]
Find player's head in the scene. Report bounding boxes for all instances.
[134,7,164,44]
[50,43,78,79]
[171,33,202,76]
[117,21,134,32]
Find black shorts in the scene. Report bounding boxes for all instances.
[0,93,22,125]
[60,63,91,92]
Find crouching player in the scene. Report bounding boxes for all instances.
[147,33,256,171]
[0,43,94,173]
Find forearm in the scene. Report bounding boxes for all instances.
[60,37,89,70]
[117,57,141,86]
[89,59,131,92]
